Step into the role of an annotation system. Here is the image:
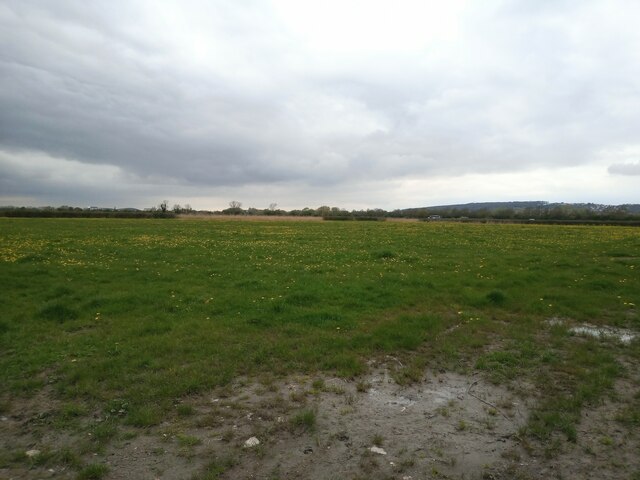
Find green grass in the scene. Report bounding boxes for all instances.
[177,433,202,447]
[1,218,639,443]
[76,463,109,480]
[193,457,238,480]
[290,408,317,432]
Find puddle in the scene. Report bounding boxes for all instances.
[549,317,636,344]
[570,324,636,344]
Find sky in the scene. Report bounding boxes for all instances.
[1,0,639,211]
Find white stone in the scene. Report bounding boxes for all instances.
[25,449,40,457]
[370,446,387,455]
[244,436,260,448]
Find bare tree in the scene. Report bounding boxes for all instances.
[268,202,278,211]
[159,200,168,213]
[229,200,242,209]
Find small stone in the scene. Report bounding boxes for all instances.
[1,416,8,421]
[25,449,40,457]
[370,446,387,455]
[244,436,260,448]
[303,446,313,454]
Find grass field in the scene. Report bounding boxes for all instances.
[1,218,639,477]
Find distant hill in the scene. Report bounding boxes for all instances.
[399,201,640,219]
[422,201,548,212]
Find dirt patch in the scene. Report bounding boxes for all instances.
[2,361,639,479]
[1,364,530,479]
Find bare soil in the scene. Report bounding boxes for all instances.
[1,361,638,480]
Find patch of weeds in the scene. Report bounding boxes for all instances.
[194,413,223,428]
[105,398,129,418]
[526,404,578,443]
[436,405,450,418]
[374,250,396,259]
[270,301,287,314]
[481,416,497,431]
[392,362,424,385]
[475,350,522,383]
[28,449,57,467]
[396,457,415,472]
[371,433,384,446]
[38,303,79,323]
[526,341,621,442]
[177,434,202,447]
[126,405,161,427]
[61,402,88,419]
[486,290,507,305]
[52,448,82,469]
[53,404,87,430]
[599,436,614,446]
[289,390,307,403]
[356,381,370,393]
[456,419,467,431]
[311,378,325,392]
[177,404,195,416]
[76,463,109,480]
[326,384,345,394]
[89,421,118,448]
[290,409,316,432]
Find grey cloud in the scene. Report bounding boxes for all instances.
[608,162,640,176]
[1,1,640,208]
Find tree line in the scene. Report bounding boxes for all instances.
[2,201,639,223]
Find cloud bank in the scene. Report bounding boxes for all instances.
[1,1,639,208]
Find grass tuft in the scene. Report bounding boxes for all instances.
[486,290,507,305]
[290,409,316,432]
[76,463,109,480]
[38,303,78,323]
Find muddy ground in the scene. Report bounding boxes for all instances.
[2,358,639,480]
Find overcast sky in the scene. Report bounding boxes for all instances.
[1,0,639,210]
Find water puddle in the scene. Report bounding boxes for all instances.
[549,317,636,344]
[569,324,636,344]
